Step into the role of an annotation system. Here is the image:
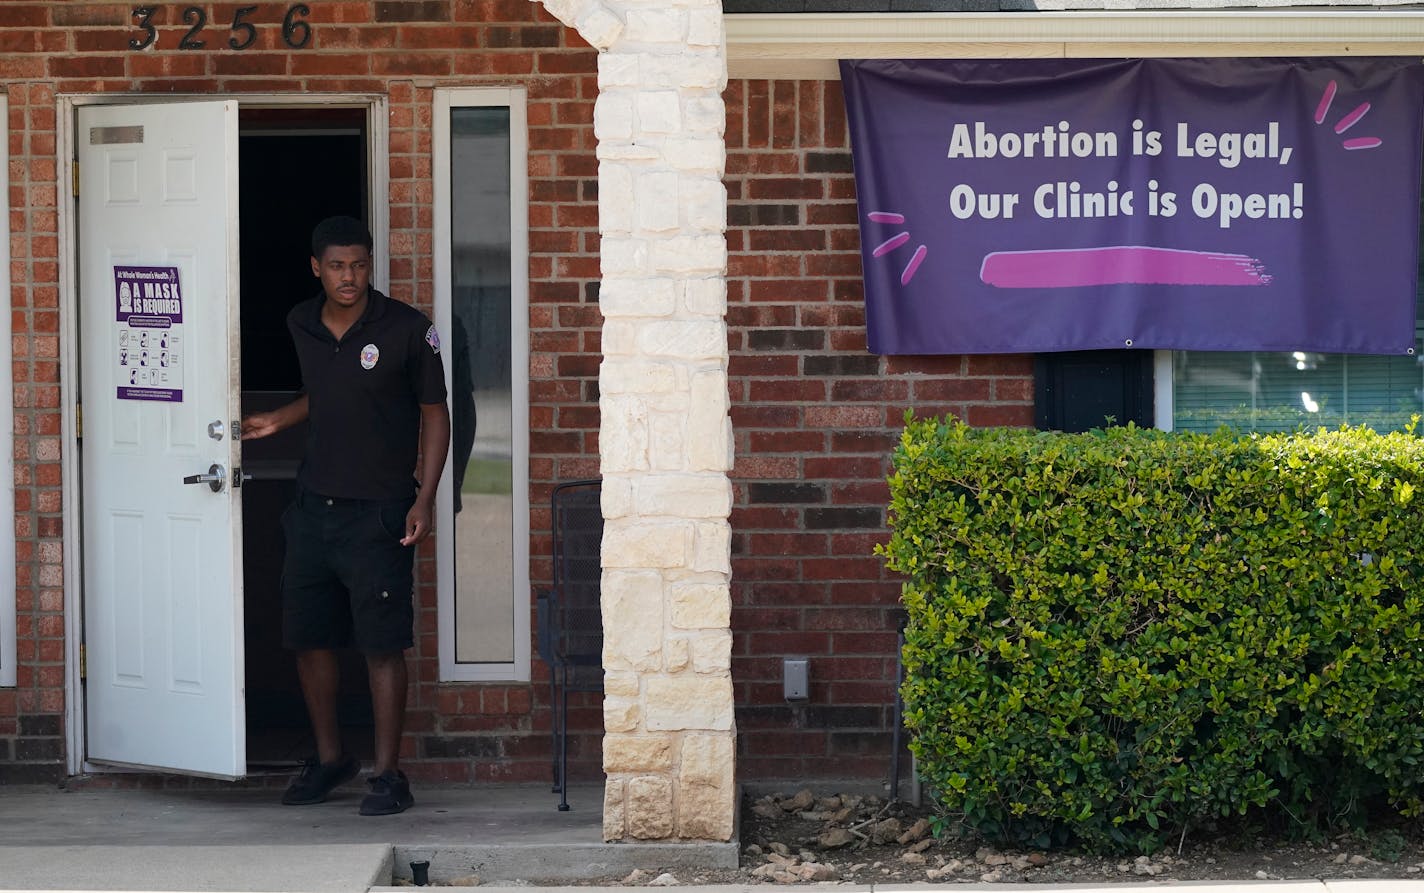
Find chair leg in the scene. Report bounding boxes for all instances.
[558,683,571,812]
[890,629,905,801]
[550,665,561,794]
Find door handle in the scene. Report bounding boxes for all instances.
[182,463,226,493]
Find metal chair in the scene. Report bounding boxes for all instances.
[535,479,603,811]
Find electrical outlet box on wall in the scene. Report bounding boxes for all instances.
[784,657,809,700]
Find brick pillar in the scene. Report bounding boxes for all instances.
[533,0,735,842]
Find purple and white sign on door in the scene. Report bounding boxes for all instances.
[840,58,1424,355]
[114,265,185,402]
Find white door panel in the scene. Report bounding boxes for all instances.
[79,100,245,779]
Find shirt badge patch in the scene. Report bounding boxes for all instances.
[425,324,441,354]
[360,344,380,370]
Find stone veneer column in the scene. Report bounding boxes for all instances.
[532,0,735,842]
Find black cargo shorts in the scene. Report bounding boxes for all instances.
[280,488,418,653]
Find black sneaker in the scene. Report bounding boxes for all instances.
[359,769,415,816]
[281,754,360,805]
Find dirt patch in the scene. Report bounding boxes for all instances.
[609,788,1424,887]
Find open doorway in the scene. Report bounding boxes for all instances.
[235,106,374,770]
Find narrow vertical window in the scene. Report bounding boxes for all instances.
[434,89,530,681]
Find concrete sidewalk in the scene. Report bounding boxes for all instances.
[5,881,1418,893]
[448,886,1424,893]
[5,786,1423,893]
[0,782,735,890]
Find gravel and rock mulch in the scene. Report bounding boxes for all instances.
[401,788,1424,886]
[618,788,1424,887]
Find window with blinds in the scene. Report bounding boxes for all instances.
[1172,292,1424,435]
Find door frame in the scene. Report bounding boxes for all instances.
[58,92,390,775]
[0,90,14,689]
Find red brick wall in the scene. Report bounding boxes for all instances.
[0,2,1035,787]
[7,74,68,783]
[724,79,1035,779]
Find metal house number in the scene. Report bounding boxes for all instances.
[127,4,312,51]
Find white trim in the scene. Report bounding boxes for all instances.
[433,87,532,683]
[0,91,15,689]
[59,95,82,773]
[1153,350,1175,432]
[59,91,389,775]
[368,99,391,294]
[725,10,1424,78]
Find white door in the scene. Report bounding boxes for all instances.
[78,101,245,779]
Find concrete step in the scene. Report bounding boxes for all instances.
[0,844,392,892]
[389,841,738,886]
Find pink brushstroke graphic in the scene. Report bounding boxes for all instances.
[1333,102,1371,134]
[873,232,912,256]
[901,245,929,285]
[866,210,932,283]
[1344,137,1384,150]
[980,246,1272,289]
[1314,80,1338,124]
[1317,83,1381,149]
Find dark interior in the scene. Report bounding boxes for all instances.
[237,106,376,769]
[1034,350,1155,433]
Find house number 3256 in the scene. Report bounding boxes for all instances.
[128,4,313,51]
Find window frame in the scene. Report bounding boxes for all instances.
[1154,350,1175,431]
[433,86,532,683]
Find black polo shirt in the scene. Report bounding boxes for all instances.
[287,288,448,501]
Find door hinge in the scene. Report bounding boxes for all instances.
[79,643,86,680]
[71,161,79,198]
[75,401,82,440]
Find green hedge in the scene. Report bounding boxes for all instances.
[881,416,1424,851]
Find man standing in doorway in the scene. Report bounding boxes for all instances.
[242,215,450,816]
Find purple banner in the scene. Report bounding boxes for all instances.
[840,58,1424,355]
